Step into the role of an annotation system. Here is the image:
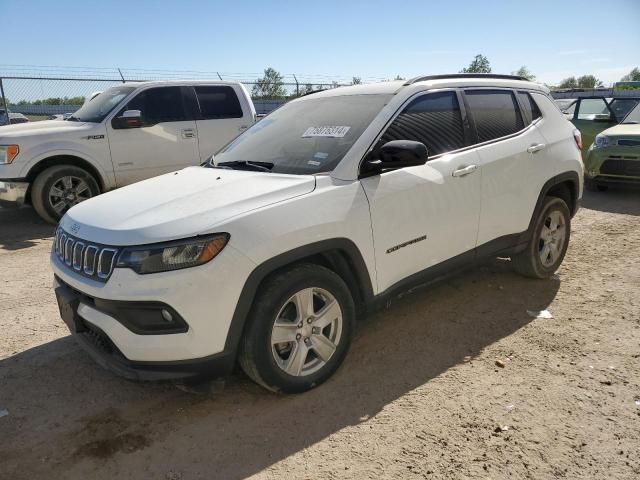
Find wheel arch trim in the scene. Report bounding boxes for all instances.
[223,238,374,360]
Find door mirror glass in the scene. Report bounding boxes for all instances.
[113,109,142,129]
[363,140,428,173]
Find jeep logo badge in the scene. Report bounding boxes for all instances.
[70,223,80,234]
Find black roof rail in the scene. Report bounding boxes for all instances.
[403,73,527,86]
[300,88,328,97]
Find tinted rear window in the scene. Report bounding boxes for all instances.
[195,86,243,119]
[465,90,524,143]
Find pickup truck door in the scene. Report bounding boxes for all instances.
[190,85,254,161]
[106,86,200,186]
[359,90,481,293]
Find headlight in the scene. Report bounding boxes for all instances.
[116,233,229,274]
[594,134,610,149]
[0,145,19,164]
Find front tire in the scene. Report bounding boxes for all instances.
[31,165,100,224]
[512,197,571,279]
[239,263,355,393]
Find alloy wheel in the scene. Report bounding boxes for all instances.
[270,287,343,377]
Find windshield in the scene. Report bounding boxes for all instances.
[622,102,640,124]
[69,86,136,123]
[212,94,392,174]
[609,99,639,121]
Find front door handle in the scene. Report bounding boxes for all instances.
[527,143,546,154]
[452,164,478,177]
[181,128,196,139]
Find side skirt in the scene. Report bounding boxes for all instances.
[366,231,528,313]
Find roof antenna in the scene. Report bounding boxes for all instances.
[118,68,126,83]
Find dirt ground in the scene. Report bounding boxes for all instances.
[0,188,639,480]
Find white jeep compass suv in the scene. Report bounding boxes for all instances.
[51,74,583,393]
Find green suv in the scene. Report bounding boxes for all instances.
[583,102,640,191]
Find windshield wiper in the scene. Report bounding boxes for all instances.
[216,160,274,172]
[67,116,81,122]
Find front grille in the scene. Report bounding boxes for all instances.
[53,227,118,282]
[618,139,640,147]
[600,159,640,177]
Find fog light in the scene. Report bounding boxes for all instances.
[161,309,173,322]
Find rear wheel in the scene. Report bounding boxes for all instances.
[239,264,355,393]
[512,197,571,279]
[31,165,100,224]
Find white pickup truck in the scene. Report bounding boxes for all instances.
[0,81,257,222]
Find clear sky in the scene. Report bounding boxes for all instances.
[2,0,639,85]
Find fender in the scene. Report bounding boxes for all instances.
[222,238,374,358]
[23,148,115,191]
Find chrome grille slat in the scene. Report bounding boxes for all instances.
[53,228,118,283]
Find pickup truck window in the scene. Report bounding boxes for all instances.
[121,87,188,126]
[195,86,243,119]
[214,94,391,175]
[68,86,136,123]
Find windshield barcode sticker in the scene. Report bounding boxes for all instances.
[302,126,350,138]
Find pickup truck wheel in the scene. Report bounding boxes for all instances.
[31,165,100,224]
[512,196,571,279]
[238,263,355,393]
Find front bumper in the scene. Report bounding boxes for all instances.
[584,145,640,184]
[54,277,235,381]
[0,180,29,206]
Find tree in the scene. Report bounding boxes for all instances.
[620,67,640,82]
[460,54,491,73]
[394,75,405,81]
[252,67,287,99]
[512,66,536,81]
[576,75,603,88]
[351,77,361,85]
[558,76,578,89]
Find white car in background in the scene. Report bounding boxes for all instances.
[50,74,583,393]
[0,81,257,222]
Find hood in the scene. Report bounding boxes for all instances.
[61,166,316,245]
[0,119,94,139]
[600,123,640,138]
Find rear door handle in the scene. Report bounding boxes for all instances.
[452,164,478,177]
[527,143,546,154]
[181,128,196,139]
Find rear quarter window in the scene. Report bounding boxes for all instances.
[517,91,542,124]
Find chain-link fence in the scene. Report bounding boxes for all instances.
[0,65,379,123]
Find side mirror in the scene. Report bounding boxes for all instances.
[112,109,142,129]
[362,140,429,174]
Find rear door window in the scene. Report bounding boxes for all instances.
[464,90,524,143]
[379,91,465,156]
[517,91,542,124]
[195,86,243,119]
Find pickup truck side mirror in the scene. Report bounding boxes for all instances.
[112,109,142,129]
[361,140,429,175]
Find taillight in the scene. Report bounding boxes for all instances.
[573,129,582,151]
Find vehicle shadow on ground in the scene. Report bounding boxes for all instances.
[581,186,640,216]
[0,205,55,250]
[0,260,560,479]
